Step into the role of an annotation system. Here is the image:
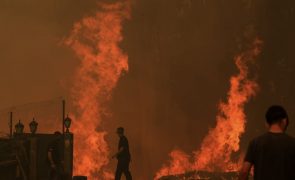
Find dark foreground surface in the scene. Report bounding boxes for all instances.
[158,171,248,180]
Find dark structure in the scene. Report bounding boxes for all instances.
[158,171,252,180]
[0,119,73,180]
[0,138,18,179]
[72,176,87,180]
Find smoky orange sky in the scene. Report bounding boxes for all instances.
[1,0,295,179]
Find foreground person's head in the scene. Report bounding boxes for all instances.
[265,105,289,132]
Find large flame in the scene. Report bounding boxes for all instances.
[65,1,131,179]
[156,38,263,179]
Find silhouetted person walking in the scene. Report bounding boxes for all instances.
[239,105,295,180]
[112,127,132,180]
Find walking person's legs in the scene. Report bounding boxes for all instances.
[122,160,132,180]
[115,161,123,180]
[115,169,122,180]
[115,169,123,180]
[123,170,132,180]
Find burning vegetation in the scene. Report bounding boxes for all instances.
[156,38,263,179]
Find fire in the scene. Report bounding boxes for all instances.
[155,38,263,179]
[156,150,192,177]
[65,1,131,179]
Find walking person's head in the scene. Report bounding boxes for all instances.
[265,105,289,132]
[116,127,124,137]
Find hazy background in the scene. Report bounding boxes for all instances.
[1,0,295,179]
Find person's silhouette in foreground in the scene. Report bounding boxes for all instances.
[112,127,132,180]
[239,105,295,180]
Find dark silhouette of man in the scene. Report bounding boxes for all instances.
[47,131,64,180]
[239,105,295,180]
[112,127,132,180]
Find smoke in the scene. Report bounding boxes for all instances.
[65,0,131,179]
[155,38,263,179]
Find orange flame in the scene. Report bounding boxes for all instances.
[65,1,131,179]
[156,150,192,177]
[155,38,263,179]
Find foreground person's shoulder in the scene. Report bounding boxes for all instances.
[290,134,295,142]
[285,133,295,144]
[246,134,263,146]
[254,133,269,140]
[285,133,295,139]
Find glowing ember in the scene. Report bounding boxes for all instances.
[155,38,263,179]
[65,1,131,179]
